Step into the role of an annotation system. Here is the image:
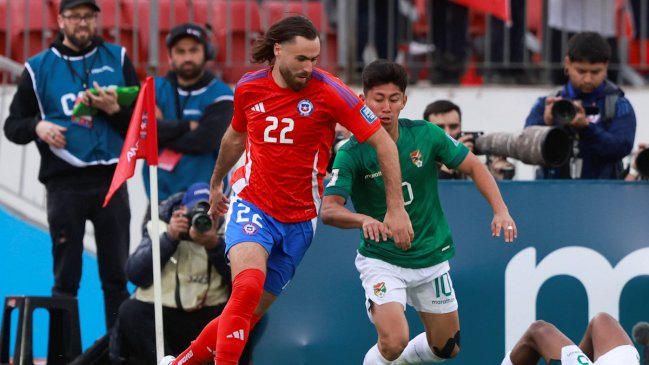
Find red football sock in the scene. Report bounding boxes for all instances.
[172,316,221,365]
[171,309,264,365]
[214,268,265,365]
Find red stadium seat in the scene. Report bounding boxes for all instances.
[0,0,58,64]
[192,0,262,83]
[261,0,337,73]
[121,0,189,76]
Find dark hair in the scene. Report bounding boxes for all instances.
[361,59,408,94]
[251,16,318,65]
[422,100,462,122]
[566,31,611,64]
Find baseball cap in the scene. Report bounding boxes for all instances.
[60,0,101,13]
[182,182,211,209]
[166,23,207,49]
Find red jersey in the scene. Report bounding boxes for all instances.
[230,67,380,223]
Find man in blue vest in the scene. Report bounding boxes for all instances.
[524,31,636,179]
[143,23,234,201]
[3,0,139,329]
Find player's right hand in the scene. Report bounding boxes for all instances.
[383,207,414,250]
[208,181,230,218]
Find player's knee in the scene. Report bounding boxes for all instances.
[525,320,558,349]
[528,320,555,338]
[590,312,615,327]
[433,330,461,359]
[378,335,409,360]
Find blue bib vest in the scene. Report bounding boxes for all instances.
[142,75,233,200]
[26,43,127,167]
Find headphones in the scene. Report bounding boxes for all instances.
[166,23,216,61]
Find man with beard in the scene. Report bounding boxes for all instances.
[161,16,413,365]
[143,23,234,201]
[3,0,139,332]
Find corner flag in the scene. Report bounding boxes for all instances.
[103,76,158,207]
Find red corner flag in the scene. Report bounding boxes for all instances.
[103,77,158,207]
[450,0,510,23]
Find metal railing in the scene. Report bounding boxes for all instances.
[1,0,648,85]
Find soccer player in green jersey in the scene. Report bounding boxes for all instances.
[321,60,517,365]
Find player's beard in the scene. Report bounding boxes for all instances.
[64,27,94,50]
[175,60,204,81]
[279,65,311,91]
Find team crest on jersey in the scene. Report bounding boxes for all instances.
[242,223,258,236]
[360,105,377,124]
[373,282,386,298]
[297,99,314,116]
[410,150,423,167]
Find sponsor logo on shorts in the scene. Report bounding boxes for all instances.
[360,105,377,124]
[297,99,314,116]
[242,223,258,235]
[373,282,386,298]
[431,298,456,305]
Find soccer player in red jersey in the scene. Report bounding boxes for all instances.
[161,16,413,365]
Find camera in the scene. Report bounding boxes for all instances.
[551,99,600,125]
[474,126,572,167]
[181,200,212,239]
[458,131,484,141]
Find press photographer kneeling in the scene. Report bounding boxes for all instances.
[110,182,253,365]
[524,31,636,179]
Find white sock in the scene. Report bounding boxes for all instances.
[393,332,445,364]
[500,351,514,365]
[364,343,393,365]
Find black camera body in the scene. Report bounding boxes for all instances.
[181,200,212,240]
[551,99,600,126]
[459,131,484,141]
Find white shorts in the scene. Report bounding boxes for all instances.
[558,344,639,365]
[355,253,458,323]
[558,345,593,365]
[594,345,640,365]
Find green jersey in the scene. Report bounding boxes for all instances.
[324,119,469,268]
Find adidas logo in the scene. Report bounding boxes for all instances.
[226,329,245,340]
[250,102,265,113]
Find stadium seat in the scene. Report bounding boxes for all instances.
[0,0,58,64]
[192,0,262,83]
[261,0,338,73]
[0,295,82,365]
[138,0,192,75]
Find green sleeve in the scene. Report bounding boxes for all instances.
[324,148,356,199]
[429,123,469,168]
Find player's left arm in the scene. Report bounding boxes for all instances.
[456,152,517,243]
[321,195,389,242]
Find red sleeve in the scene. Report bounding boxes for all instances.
[324,78,380,143]
[230,86,247,133]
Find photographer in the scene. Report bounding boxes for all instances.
[110,182,253,365]
[424,99,515,180]
[525,31,636,179]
